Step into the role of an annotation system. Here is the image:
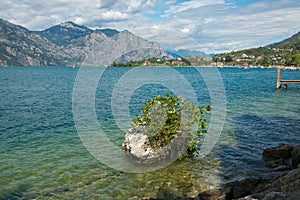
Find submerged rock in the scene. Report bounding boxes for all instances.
[262,144,293,159]
[258,171,289,183]
[262,143,297,171]
[196,189,225,200]
[224,177,260,199]
[265,158,286,168]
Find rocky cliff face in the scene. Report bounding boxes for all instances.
[0,19,73,66]
[83,30,170,66]
[0,19,169,66]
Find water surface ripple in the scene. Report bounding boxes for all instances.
[0,67,299,199]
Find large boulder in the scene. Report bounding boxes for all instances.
[122,126,191,165]
[262,144,294,159]
[196,189,225,200]
[291,146,300,169]
[224,177,260,199]
[251,167,300,199]
[262,144,300,170]
[262,144,295,169]
[122,131,153,161]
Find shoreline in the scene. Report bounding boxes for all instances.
[144,143,300,200]
[1,65,299,70]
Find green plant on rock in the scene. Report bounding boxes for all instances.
[132,93,210,158]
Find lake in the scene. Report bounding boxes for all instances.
[1,66,300,199]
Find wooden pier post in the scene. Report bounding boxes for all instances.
[276,68,282,89]
[275,66,300,89]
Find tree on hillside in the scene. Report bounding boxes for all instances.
[286,53,300,66]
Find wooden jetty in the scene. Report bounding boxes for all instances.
[276,66,300,89]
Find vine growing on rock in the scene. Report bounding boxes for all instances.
[132,93,210,158]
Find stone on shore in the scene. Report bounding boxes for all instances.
[251,166,300,200]
[197,144,300,200]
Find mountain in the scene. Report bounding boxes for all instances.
[95,28,119,37]
[274,31,300,45]
[81,30,170,66]
[106,30,169,65]
[166,49,211,58]
[0,19,73,66]
[214,31,300,67]
[37,21,93,46]
[0,19,169,66]
[37,22,120,47]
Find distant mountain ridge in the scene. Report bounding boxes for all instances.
[37,21,93,47]
[166,49,211,58]
[274,31,300,45]
[37,21,120,47]
[0,19,169,66]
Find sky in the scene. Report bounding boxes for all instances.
[1,0,300,53]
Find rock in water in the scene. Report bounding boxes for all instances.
[251,166,300,199]
[291,146,300,169]
[197,189,225,200]
[262,144,293,159]
[122,126,191,165]
[122,128,153,162]
[224,177,260,199]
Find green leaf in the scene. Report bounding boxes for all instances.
[131,93,211,158]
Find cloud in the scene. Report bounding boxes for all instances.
[132,24,205,52]
[165,0,225,15]
[164,0,177,6]
[181,28,190,34]
[0,0,95,29]
[196,1,300,52]
[0,0,147,29]
[101,10,128,21]
[98,0,116,9]
[137,0,300,53]
[1,0,300,53]
[127,0,143,12]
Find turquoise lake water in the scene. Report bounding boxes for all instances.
[0,67,300,199]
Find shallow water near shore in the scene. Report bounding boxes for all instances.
[0,67,300,199]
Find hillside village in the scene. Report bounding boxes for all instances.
[111,57,193,67]
[213,31,300,68]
